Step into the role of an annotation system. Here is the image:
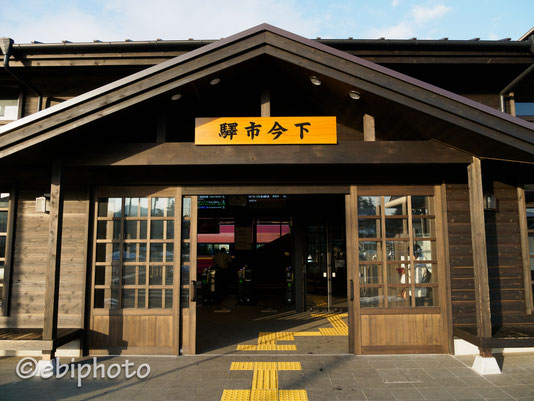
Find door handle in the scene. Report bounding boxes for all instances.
[350,279,354,301]
[191,280,197,302]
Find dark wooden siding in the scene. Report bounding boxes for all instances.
[447,181,534,329]
[0,190,88,329]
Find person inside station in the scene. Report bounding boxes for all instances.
[212,247,234,297]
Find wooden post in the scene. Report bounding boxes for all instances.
[261,89,270,117]
[517,186,533,314]
[509,92,516,117]
[363,114,375,141]
[467,157,492,351]
[42,161,64,359]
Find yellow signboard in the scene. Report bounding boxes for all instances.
[195,117,337,145]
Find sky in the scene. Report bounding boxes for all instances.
[1,0,533,44]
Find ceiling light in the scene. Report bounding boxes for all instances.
[309,76,322,86]
[170,93,182,101]
[209,78,221,86]
[349,90,361,100]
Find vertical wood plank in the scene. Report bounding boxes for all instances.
[349,186,362,354]
[188,196,198,354]
[43,161,64,347]
[345,192,354,353]
[517,186,533,314]
[435,184,452,353]
[173,187,183,354]
[79,188,92,330]
[1,184,17,317]
[261,89,270,117]
[467,157,492,340]
[363,114,375,142]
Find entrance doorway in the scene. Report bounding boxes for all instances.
[191,194,350,354]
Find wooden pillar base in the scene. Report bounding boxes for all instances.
[472,354,501,375]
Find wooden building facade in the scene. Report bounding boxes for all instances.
[0,24,534,358]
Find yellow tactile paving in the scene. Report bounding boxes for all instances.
[279,390,309,401]
[221,389,251,401]
[308,295,328,307]
[252,369,278,389]
[237,313,348,351]
[277,362,301,371]
[231,362,255,370]
[254,362,278,370]
[250,389,278,401]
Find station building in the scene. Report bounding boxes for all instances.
[0,25,534,366]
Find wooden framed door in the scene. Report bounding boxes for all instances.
[179,195,198,354]
[88,187,181,355]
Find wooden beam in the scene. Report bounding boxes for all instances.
[261,89,270,117]
[69,141,472,167]
[42,161,64,359]
[467,157,492,343]
[363,114,375,141]
[517,186,533,314]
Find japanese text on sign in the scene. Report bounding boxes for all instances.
[195,117,336,145]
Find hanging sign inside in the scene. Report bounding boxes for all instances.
[195,116,337,145]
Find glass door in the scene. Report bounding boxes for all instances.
[305,221,347,311]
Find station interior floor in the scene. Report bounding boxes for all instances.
[197,291,349,355]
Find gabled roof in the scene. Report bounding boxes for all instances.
[1,23,534,160]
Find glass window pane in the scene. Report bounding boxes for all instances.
[152,198,175,217]
[181,264,190,285]
[123,265,136,285]
[414,263,435,284]
[138,289,146,308]
[95,265,106,285]
[122,289,135,308]
[181,242,190,263]
[0,193,9,208]
[415,287,438,306]
[150,243,164,262]
[412,196,433,215]
[150,266,163,285]
[165,289,173,308]
[94,289,104,308]
[387,263,410,285]
[0,211,7,232]
[414,240,435,260]
[388,287,411,307]
[124,198,140,217]
[386,241,409,261]
[149,289,162,308]
[165,266,173,285]
[97,221,121,240]
[151,221,164,239]
[526,190,534,203]
[166,243,174,262]
[98,198,122,218]
[124,220,147,240]
[166,221,174,240]
[359,241,382,261]
[139,265,146,285]
[182,220,190,240]
[107,288,119,309]
[0,236,5,258]
[412,218,435,238]
[358,196,380,216]
[385,196,408,216]
[358,219,380,238]
[183,197,191,218]
[96,243,120,263]
[385,219,408,238]
[359,264,381,284]
[360,287,384,307]
[527,208,534,229]
[111,265,119,286]
[529,234,534,256]
[124,243,146,262]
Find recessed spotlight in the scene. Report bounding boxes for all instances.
[209,78,221,86]
[349,90,361,100]
[170,93,182,101]
[309,76,322,86]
